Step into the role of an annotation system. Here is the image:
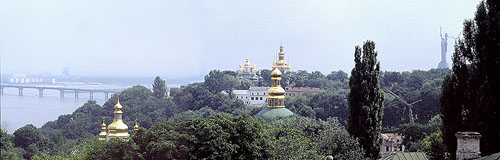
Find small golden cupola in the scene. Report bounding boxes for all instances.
[239,64,243,74]
[133,121,139,132]
[106,98,130,140]
[98,120,107,141]
[245,58,251,67]
[267,68,286,108]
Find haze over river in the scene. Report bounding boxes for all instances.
[1,85,115,133]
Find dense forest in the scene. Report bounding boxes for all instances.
[1,68,450,160]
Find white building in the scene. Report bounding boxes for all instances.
[380,133,405,157]
[233,87,269,105]
[8,74,56,84]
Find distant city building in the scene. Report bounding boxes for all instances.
[233,86,269,105]
[284,86,323,97]
[380,133,405,157]
[272,44,291,73]
[7,73,56,84]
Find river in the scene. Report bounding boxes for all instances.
[1,87,110,133]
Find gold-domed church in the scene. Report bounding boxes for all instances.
[256,68,293,120]
[98,98,135,141]
[238,58,261,80]
[272,43,291,73]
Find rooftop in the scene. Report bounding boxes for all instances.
[380,152,428,160]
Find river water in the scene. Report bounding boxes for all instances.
[1,87,109,133]
[0,83,190,133]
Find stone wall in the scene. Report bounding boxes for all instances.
[456,131,481,160]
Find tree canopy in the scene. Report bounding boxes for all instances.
[348,40,384,159]
[440,0,500,157]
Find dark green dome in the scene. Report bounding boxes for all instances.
[256,108,293,121]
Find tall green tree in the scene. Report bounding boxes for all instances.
[204,70,239,94]
[440,0,500,156]
[152,76,167,99]
[348,40,384,159]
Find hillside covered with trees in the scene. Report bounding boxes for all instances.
[1,67,450,159]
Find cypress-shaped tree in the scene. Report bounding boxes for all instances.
[152,76,166,99]
[348,40,384,159]
[440,0,500,156]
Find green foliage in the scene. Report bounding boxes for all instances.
[381,69,450,128]
[399,123,434,150]
[348,40,384,159]
[69,139,142,160]
[173,83,245,113]
[316,119,366,160]
[104,85,175,128]
[440,0,500,156]
[259,69,272,86]
[398,116,448,160]
[237,78,253,90]
[134,115,272,160]
[152,76,166,99]
[285,90,350,124]
[420,132,449,160]
[286,94,315,119]
[13,124,55,159]
[270,128,323,160]
[269,116,365,160]
[1,129,23,160]
[169,107,230,121]
[310,90,349,124]
[204,70,239,94]
[39,101,105,140]
[27,64,451,159]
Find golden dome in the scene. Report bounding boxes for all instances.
[107,98,129,138]
[268,87,285,95]
[114,99,123,109]
[245,58,251,67]
[133,122,139,132]
[271,68,282,77]
[98,120,107,140]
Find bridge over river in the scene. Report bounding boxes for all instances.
[0,84,126,100]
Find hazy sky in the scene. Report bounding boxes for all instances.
[1,0,481,79]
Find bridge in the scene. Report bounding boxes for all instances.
[0,84,125,100]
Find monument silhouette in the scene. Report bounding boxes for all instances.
[438,27,449,69]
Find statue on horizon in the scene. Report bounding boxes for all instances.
[438,27,450,69]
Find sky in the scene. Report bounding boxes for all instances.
[0,0,482,79]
